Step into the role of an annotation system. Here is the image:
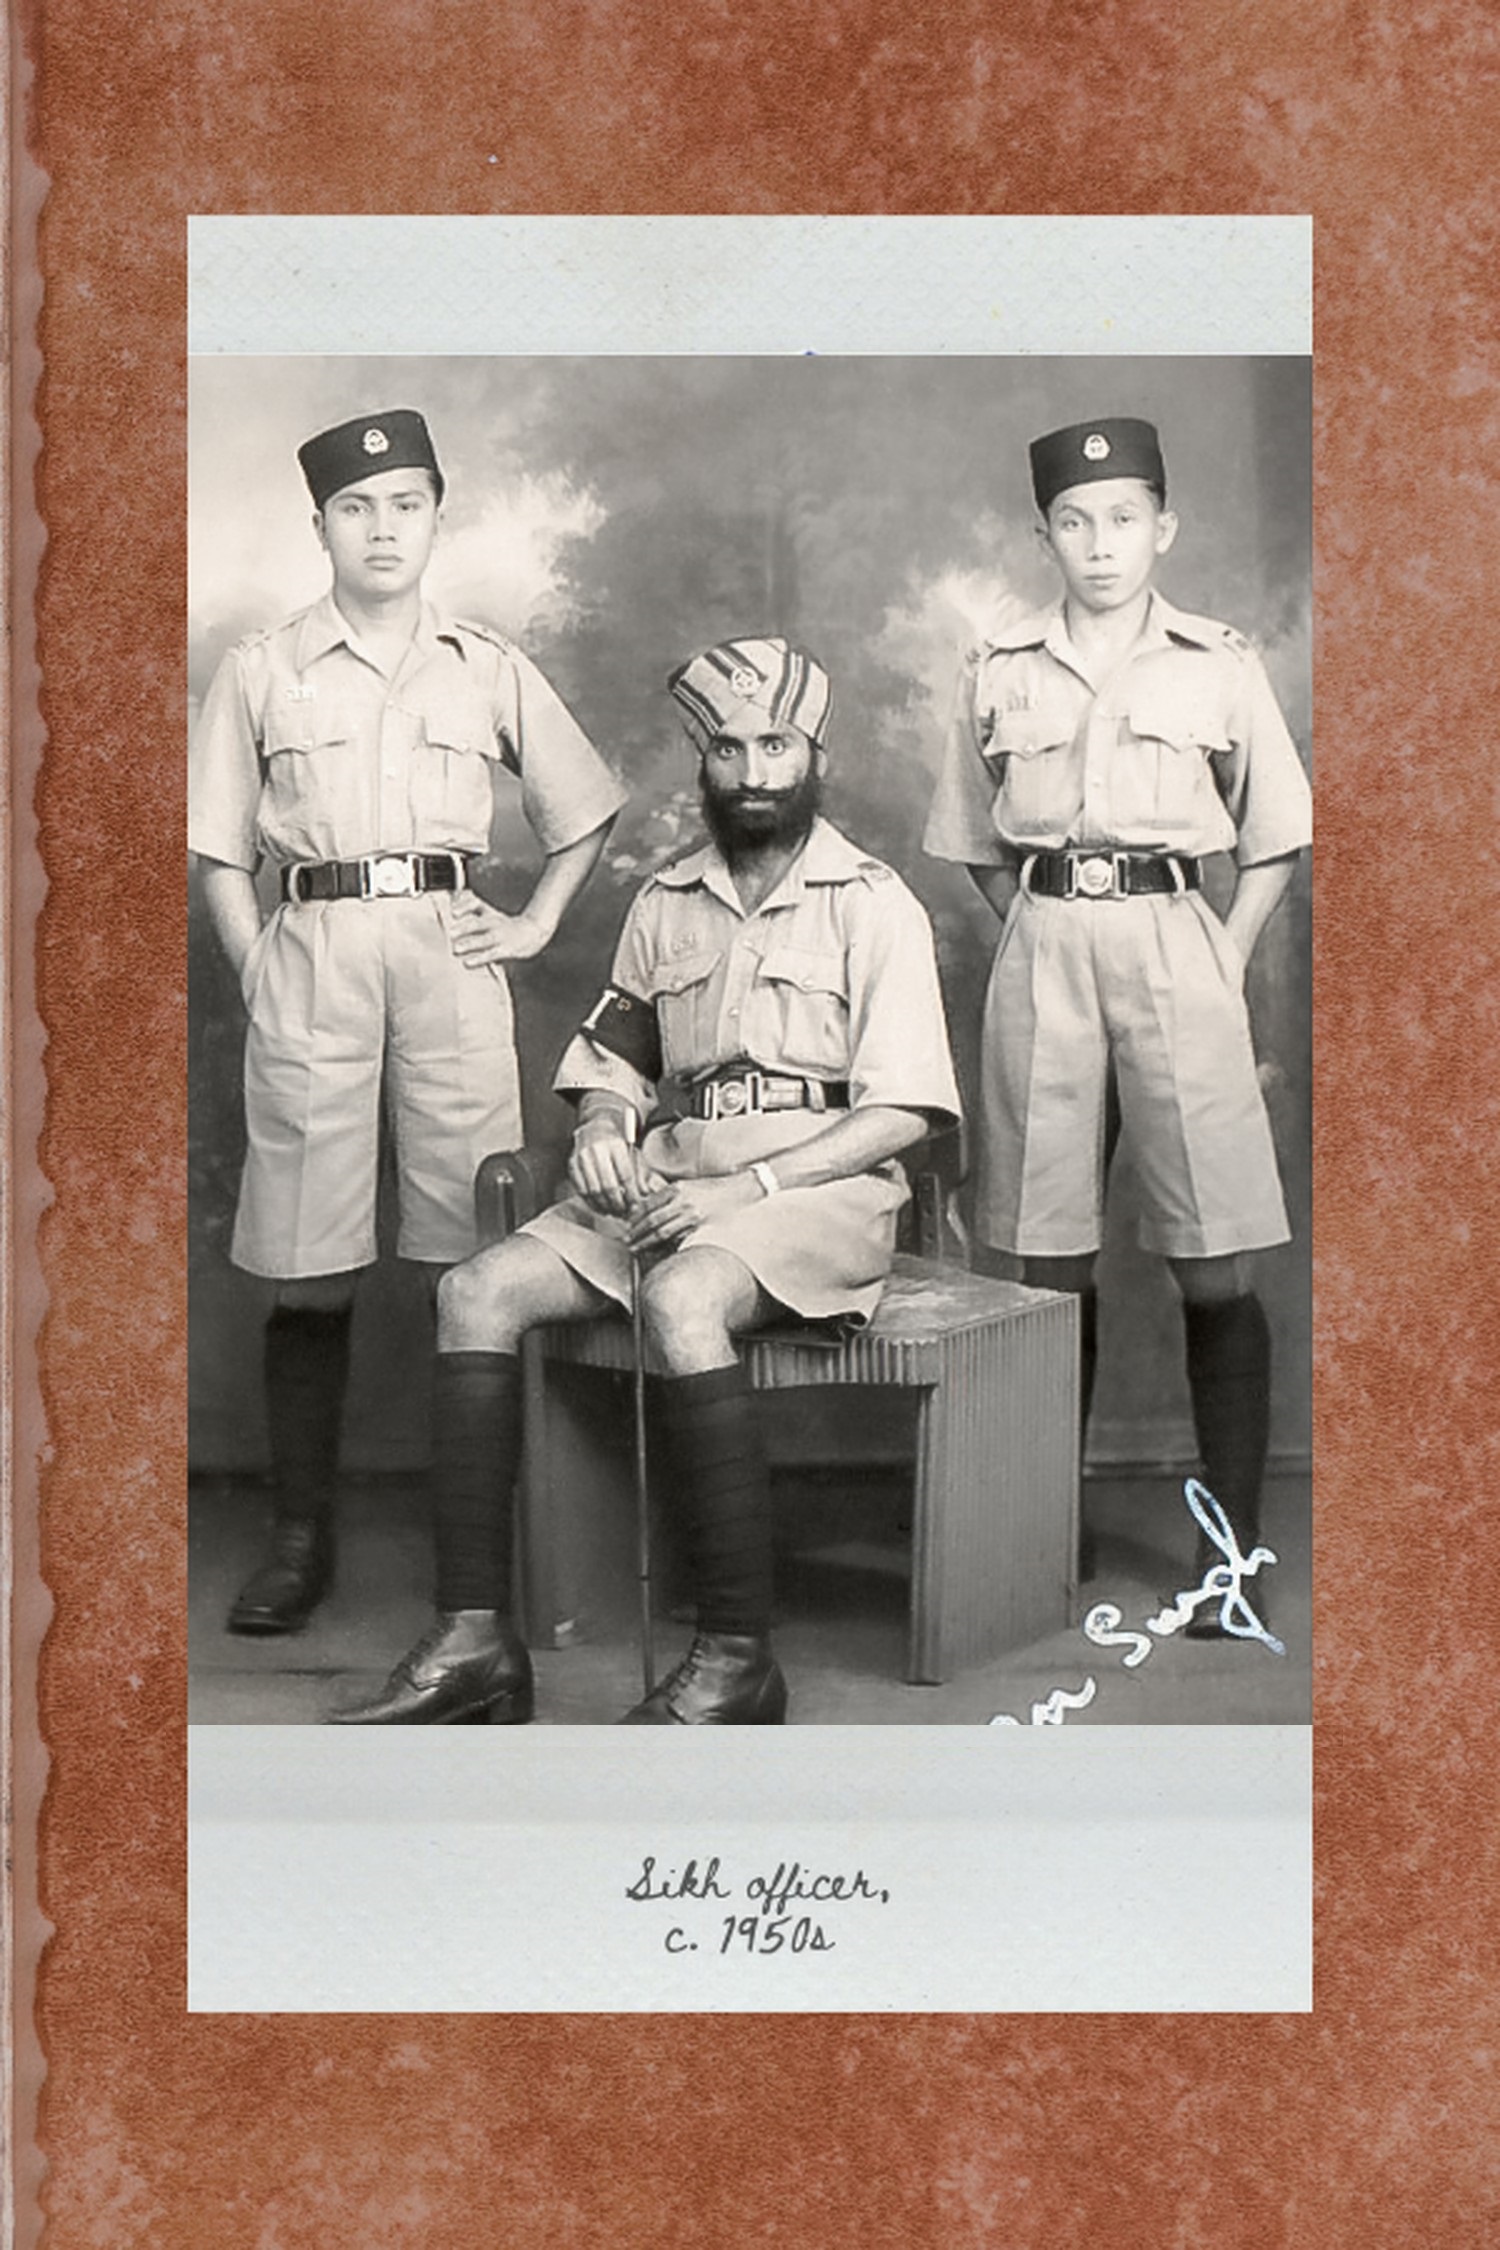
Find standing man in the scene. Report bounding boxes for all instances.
[332,636,961,1725]
[923,417,1311,1626]
[190,408,625,1636]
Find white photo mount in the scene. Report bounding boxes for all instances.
[187,214,1312,2014]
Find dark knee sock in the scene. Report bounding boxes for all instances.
[265,1305,353,1520]
[1184,1295,1271,1547]
[431,1351,524,1612]
[659,1366,773,1637]
[1078,1287,1099,1456]
[1073,1288,1101,1573]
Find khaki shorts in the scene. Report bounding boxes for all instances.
[975,887,1291,1259]
[523,1111,909,1325]
[232,892,523,1278]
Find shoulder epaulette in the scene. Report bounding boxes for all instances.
[1168,607,1254,658]
[237,604,314,655]
[451,617,519,655]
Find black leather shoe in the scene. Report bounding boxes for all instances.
[620,1632,788,1725]
[326,1611,534,1725]
[227,1515,334,1636]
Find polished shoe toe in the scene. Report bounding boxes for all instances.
[327,1611,534,1725]
[620,1632,787,1725]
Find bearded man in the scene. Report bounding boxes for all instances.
[331,636,961,1727]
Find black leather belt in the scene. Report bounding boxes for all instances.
[689,1071,851,1122]
[281,851,470,904]
[1024,850,1201,900]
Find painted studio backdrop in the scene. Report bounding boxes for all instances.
[188,354,1311,1480]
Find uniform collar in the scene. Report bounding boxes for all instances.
[654,816,871,913]
[293,592,465,672]
[987,590,1220,665]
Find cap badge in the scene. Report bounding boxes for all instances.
[1082,432,1110,461]
[362,427,390,455]
[729,667,759,696]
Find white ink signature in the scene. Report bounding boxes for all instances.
[989,1678,1098,1728]
[989,1478,1283,1726]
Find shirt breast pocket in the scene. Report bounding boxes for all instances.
[753,944,850,1075]
[990,707,1077,834]
[650,948,724,1076]
[262,714,355,831]
[1121,681,1232,828]
[407,685,498,843]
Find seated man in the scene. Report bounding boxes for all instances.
[332,635,961,1727]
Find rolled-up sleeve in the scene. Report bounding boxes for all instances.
[496,647,628,854]
[922,650,1010,868]
[842,877,962,1123]
[1221,649,1313,867]
[189,644,265,870]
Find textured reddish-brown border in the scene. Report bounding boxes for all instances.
[14,4,1500,2244]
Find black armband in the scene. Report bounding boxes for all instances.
[577,984,662,1081]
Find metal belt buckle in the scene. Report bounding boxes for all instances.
[1075,854,1115,899]
[718,1072,761,1119]
[363,854,418,899]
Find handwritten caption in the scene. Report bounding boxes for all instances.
[625,1855,890,1957]
[992,1478,1284,1727]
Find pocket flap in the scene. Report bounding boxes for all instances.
[757,944,848,998]
[1127,680,1230,754]
[410,685,496,756]
[992,706,1075,758]
[651,948,722,996]
[265,712,350,756]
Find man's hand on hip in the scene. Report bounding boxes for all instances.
[447,890,549,966]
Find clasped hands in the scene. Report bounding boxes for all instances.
[568,1117,761,1255]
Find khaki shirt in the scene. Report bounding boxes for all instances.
[555,817,962,1123]
[189,592,625,871]
[923,592,1312,871]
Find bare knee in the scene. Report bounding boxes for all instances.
[641,1256,741,1375]
[437,1243,540,1352]
[1171,1253,1249,1306]
[438,1236,602,1351]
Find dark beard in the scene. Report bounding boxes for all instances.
[699,767,823,862]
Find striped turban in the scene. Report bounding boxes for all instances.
[668,637,833,748]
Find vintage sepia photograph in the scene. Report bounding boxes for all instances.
[187,350,1311,1732]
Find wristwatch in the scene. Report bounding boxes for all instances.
[749,1160,781,1198]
